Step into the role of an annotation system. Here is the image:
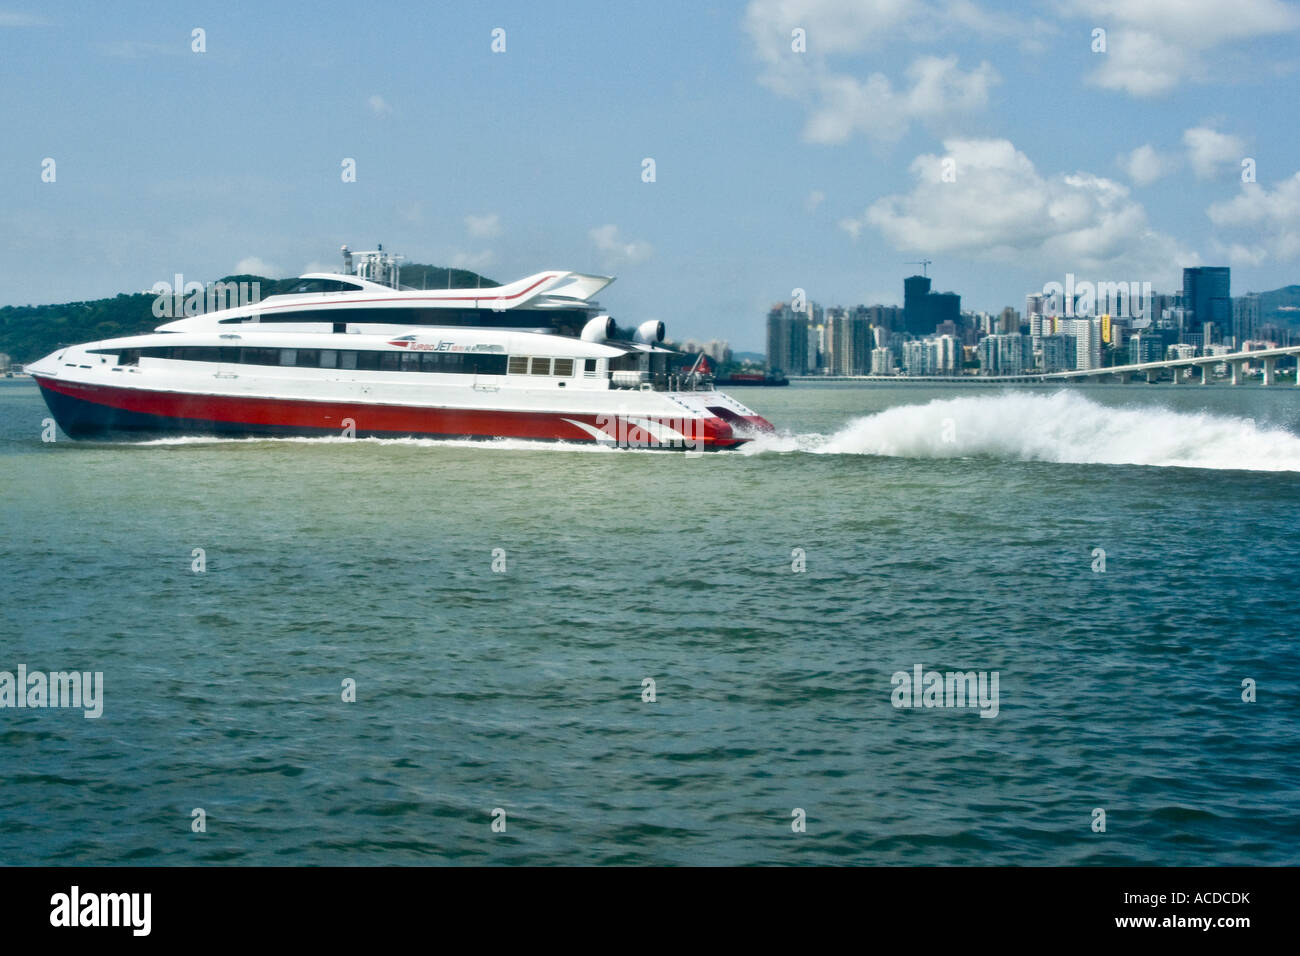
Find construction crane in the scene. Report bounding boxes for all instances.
[907,259,933,277]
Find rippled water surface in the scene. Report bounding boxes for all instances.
[2,378,1299,864]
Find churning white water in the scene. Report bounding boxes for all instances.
[746,391,1300,472]
[127,392,1300,470]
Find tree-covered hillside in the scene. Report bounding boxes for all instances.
[0,265,496,364]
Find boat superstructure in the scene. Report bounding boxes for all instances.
[27,247,773,449]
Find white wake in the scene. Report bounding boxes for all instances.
[743,391,1300,472]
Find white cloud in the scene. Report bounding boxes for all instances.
[235,256,281,277]
[743,1,1003,144]
[1065,0,1300,97]
[1183,126,1247,179]
[805,190,825,211]
[589,224,654,267]
[1118,144,1176,186]
[1207,171,1300,263]
[849,137,1193,283]
[465,213,503,239]
[367,94,393,117]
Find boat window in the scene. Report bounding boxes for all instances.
[553,358,574,377]
[239,348,274,365]
[84,344,509,375]
[468,354,507,375]
[530,357,551,375]
[246,307,589,335]
[608,353,643,371]
[278,278,364,295]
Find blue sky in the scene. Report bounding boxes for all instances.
[3,0,1298,349]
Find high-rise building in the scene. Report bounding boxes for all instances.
[1040,334,1073,372]
[766,303,810,375]
[930,292,961,333]
[867,304,903,333]
[1129,334,1164,364]
[1232,293,1261,347]
[870,347,893,375]
[1183,267,1230,343]
[823,308,873,375]
[1060,317,1102,370]
[1025,293,1044,322]
[903,275,932,335]
[978,333,1033,375]
[931,334,959,374]
[901,273,962,336]
[902,339,930,375]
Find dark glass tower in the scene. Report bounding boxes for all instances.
[903,275,932,335]
[1183,267,1230,342]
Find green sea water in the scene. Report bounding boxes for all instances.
[2,378,1299,864]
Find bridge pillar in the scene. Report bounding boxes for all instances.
[1171,367,1181,384]
[1147,369,1159,384]
[1263,357,1276,386]
[1231,360,1244,385]
[1200,363,1213,385]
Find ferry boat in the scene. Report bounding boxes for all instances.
[27,247,774,450]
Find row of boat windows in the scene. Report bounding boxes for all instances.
[89,346,592,377]
[218,307,594,332]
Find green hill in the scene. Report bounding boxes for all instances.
[1258,284,1300,332]
[0,265,497,364]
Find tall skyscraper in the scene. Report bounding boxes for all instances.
[766,303,810,375]
[1232,293,1261,346]
[903,275,932,335]
[1183,267,1231,344]
[930,292,960,332]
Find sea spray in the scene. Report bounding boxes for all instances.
[743,391,1300,472]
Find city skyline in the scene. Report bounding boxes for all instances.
[3,1,1300,351]
[766,263,1295,378]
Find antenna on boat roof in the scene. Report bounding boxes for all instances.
[342,244,403,288]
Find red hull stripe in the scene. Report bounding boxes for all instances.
[35,377,745,447]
